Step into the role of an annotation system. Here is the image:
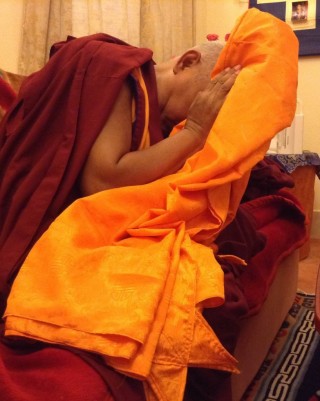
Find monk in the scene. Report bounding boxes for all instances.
[0,35,239,310]
[0,34,245,401]
[80,42,240,194]
[0,9,305,400]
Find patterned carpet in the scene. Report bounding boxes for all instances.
[241,292,320,401]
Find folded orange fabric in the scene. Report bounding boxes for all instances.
[4,8,298,401]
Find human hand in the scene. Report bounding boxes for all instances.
[185,65,241,143]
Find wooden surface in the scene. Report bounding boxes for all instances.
[287,165,316,260]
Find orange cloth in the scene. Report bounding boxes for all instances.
[4,8,298,401]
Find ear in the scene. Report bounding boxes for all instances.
[173,50,201,74]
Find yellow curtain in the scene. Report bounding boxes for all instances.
[139,0,195,62]
[18,0,195,75]
[18,0,72,74]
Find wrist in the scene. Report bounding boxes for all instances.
[184,121,207,149]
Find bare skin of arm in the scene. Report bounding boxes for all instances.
[80,67,240,196]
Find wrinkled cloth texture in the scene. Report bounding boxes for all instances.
[184,257,249,401]
[0,332,116,401]
[0,33,163,314]
[0,32,162,401]
[242,157,295,202]
[239,159,307,314]
[184,167,307,401]
[0,174,306,401]
[0,78,16,113]
[240,189,307,316]
[4,8,299,401]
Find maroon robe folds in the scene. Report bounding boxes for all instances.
[0,33,163,313]
[0,33,166,401]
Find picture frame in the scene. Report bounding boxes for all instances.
[249,0,320,56]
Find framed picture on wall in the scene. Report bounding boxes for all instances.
[249,0,320,55]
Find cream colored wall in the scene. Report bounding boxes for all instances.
[0,0,23,73]
[194,0,249,43]
[195,0,320,235]
[298,58,320,224]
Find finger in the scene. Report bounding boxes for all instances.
[211,65,241,86]
[209,66,240,93]
[211,69,231,85]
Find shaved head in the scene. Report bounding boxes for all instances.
[191,41,224,83]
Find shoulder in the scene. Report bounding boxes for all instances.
[80,79,134,195]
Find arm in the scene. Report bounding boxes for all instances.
[80,67,239,195]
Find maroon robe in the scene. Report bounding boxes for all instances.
[0,33,167,401]
[0,33,163,313]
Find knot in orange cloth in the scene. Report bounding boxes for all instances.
[4,8,298,401]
